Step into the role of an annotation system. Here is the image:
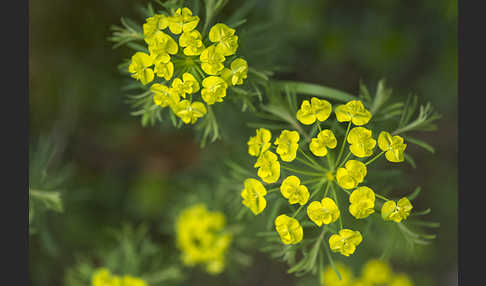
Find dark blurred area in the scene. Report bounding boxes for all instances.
[29,0,457,285]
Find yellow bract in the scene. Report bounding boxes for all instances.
[143,14,169,42]
[321,263,354,286]
[168,7,200,35]
[200,45,226,75]
[309,129,337,157]
[254,151,280,183]
[128,52,154,85]
[174,100,207,124]
[347,127,376,158]
[201,76,228,105]
[175,204,232,275]
[247,128,272,157]
[388,274,415,286]
[221,58,248,86]
[296,97,332,125]
[349,186,375,219]
[171,73,201,99]
[147,32,178,63]
[209,23,239,56]
[179,29,205,56]
[91,268,148,286]
[151,83,179,108]
[335,100,372,126]
[378,131,407,162]
[274,214,303,245]
[280,176,310,205]
[153,59,174,81]
[361,259,392,285]
[381,197,413,222]
[329,229,363,256]
[241,178,267,215]
[307,197,340,227]
[274,130,300,162]
[336,160,367,190]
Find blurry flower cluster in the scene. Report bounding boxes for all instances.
[127,7,248,125]
[91,268,147,286]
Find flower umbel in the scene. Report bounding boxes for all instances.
[381,197,413,222]
[378,131,407,162]
[280,175,310,205]
[275,214,303,245]
[329,229,363,256]
[241,178,267,215]
[307,197,340,227]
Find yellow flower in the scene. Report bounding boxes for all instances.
[349,186,375,219]
[254,151,280,184]
[381,197,413,222]
[143,14,168,42]
[378,131,407,162]
[274,130,300,162]
[241,178,267,215]
[335,100,372,126]
[274,214,303,245]
[336,160,367,190]
[151,83,179,108]
[307,197,340,227]
[209,23,239,56]
[247,128,272,157]
[153,59,174,80]
[174,100,207,124]
[329,229,363,256]
[175,204,232,275]
[321,263,354,286]
[179,30,205,56]
[200,45,226,75]
[220,58,248,86]
[361,259,392,285]
[296,97,332,125]
[167,7,199,35]
[171,73,201,98]
[347,127,376,158]
[388,274,414,286]
[128,52,154,85]
[280,176,310,205]
[92,268,114,286]
[309,129,337,157]
[121,276,148,286]
[147,32,178,63]
[201,76,228,105]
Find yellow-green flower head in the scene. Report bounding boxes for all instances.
[153,59,174,80]
[175,204,232,275]
[280,176,310,205]
[209,23,239,56]
[329,229,363,256]
[335,100,372,126]
[274,130,300,162]
[336,160,367,190]
[274,214,303,245]
[121,275,148,286]
[167,7,199,35]
[378,131,407,162]
[254,150,280,184]
[201,76,228,105]
[151,83,179,108]
[381,197,413,223]
[174,100,207,124]
[220,58,248,86]
[147,32,178,63]
[179,30,205,56]
[307,197,340,227]
[349,186,375,219]
[361,259,392,285]
[241,178,267,215]
[143,14,169,43]
[128,52,154,85]
[200,45,226,75]
[171,73,201,98]
[247,128,272,157]
[309,129,337,157]
[296,97,332,125]
[92,268,114,286]
[321,263,354,286]
[388,274,414,286]
[347,127,376,158]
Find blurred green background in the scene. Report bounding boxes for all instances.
[29,0,457,285]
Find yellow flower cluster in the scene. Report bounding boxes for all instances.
[241,98,413,256]
[321,259,415,286]
[128,7,248,125]
[91,268,147,286]
[175,204,232,274]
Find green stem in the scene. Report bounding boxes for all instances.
[330,183,343,230]
[375,193,390,201]
[336,122,352,167]
[298,148,327,171]
[336,151,352,169]
[281,165,325,177]
[323,181,332,198]
[365,151,385,166]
